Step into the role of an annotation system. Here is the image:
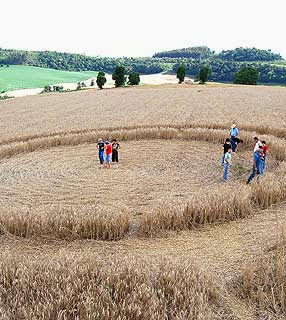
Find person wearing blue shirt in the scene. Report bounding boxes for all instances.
[230,123,239,152]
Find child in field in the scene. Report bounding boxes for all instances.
[105,141,112,169]
[97,138,105,168]
[223,147,232,182]
[221,138,231,165]
[112,139,120,163]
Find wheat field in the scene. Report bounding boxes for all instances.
[0,84,286,319]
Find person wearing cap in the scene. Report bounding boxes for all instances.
[229,123,239,152]
[97,138,105,167]
[105,141,112,169]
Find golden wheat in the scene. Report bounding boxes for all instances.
[0,252,235,320]
[233,233,286,318]
[1,85,286,142]
[0,207,130,240]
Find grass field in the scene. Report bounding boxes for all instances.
[0,65,97,92]
[0,84,286,319]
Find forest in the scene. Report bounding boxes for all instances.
[0,46,286,84]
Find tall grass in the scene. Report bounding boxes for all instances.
[1,121,285,146]
[140,186,253,236]
[1,126,286,162]
[0,127,179,160]
[233,233,286,317]
[0,254,234,320]
[140,163,286,236]
[251,163,286,208]
[0,207,130,240]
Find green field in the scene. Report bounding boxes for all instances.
[0,65,97,92]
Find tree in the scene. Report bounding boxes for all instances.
[112,66,126,87]
[176,64,186,83]
[197,66,211,84]
[234,67,259,85]
[96,72,107,89]
[128,72,140,85]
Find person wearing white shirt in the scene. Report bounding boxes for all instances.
[253,137,262,153]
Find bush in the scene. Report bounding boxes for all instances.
[0,95,13,100]
[234,67,259,85]
[43,85,52,93]
[52,85,64,92]
[128,72,140,85]
[112,66,126,87]
[76,82,86,90]
[90,79,95,86]
[96,72,107,89]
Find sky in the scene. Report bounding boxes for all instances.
[1,0,285,58]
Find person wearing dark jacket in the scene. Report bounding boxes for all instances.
[112,139,120,163]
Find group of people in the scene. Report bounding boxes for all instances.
[97,139,120,169]
[222,123,269,183]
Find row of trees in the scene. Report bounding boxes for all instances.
[172,59,286,84]
[176,64,259,85]
[1,47,285,84]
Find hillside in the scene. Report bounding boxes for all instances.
[0,47,286,84]
[0,65,97,92]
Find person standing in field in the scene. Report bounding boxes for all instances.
[97,138,105,168]
[221,138,231,165]
[261,140,269,172]
[230,123,239,152]
[223,147,232,182]
[253,136,262,153]
[247,145,263,184]
[112,139,120,164]
[105,141,112,169]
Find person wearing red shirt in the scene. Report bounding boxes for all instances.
[261,140,269,172]
[105,141,112,169]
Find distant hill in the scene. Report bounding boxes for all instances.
[217,47,282,62]
[153,47,282,62]
[0,46,286,84]
[153,46,214,59]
